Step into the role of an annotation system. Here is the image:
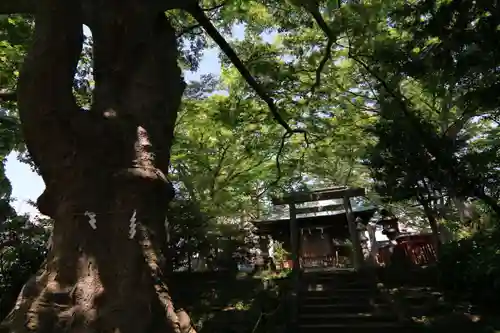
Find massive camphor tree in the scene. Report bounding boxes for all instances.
[0,0,192,332]
[3,0,499,331]
[0,0,332,331]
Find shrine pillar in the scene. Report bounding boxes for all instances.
[366,221,379,266]
[289,203,300,326]
[343,196,364,269]
[259,235,269,255]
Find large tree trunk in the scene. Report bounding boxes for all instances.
[1,0,189,332]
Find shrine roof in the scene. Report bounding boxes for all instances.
[251,207,377,235]
[271,186,366,205]
[396,232,434,242]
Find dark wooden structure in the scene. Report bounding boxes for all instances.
[377,233,437,267]
[252,186,439,272]
[252,187,377,328]
[252,187,376,272]
[377,209,400,240]
[369,212,437,267]
[253,208,376,269]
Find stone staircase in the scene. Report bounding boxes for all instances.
[297,270,422,332]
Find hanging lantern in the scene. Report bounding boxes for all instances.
[355,217,366,231]
[378,212,400,241]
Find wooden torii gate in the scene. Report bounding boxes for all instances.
[271,187,367,327]
[271,187,366,273]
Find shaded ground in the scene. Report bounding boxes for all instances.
[168,270,289,333]
[390,286,500,332]
[378,266,500,333]
[174,267,500,333]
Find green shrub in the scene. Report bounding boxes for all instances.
[438,226,500,306]
[1,216,50,320]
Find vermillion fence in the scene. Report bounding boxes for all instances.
[377,234,437,267]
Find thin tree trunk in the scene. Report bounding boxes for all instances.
[1,0,188,332]
[419,199,442,257]
[187,243,193,273]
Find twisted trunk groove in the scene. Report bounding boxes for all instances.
[1,1,189,332]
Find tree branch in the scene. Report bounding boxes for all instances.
[175,2,226,38]
[184,5,312,190]
[176,24,201,38]
[209,143,231,198]
[0,0,220,18]
[200,2,226,12]
[6,0,303,139]
[219,155,271,190]
[176,162,202,203]
[0,238,19,251]
[0,0,34,14]
[255,129,309,199]
[308,10,337,95]
[185,5,306,136]
[347,41,500,214]
[16,0,84,183]
[0,91,17,102]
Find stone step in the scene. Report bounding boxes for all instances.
[386,288,444,305]
[401,296,439,306]
[304,272,371,277]
[303,282,375,290]
[316,281,376,288]
[301,288,375,295]
[299,312,398,325]
[401,294,443,302]
[388,287,442,295]
[304,277,374,284]
[300,293,382,307]
[405,303,451,317]
[303,271,371,278]
[301,294,385,305]
[303,274,373,283]
[300,302,390,314]
[297,322,422,333]
[301,288,377,296]
[304,278,374,283]
[301,293,385,303]
[301,294,445,314]
[304,272,372,279]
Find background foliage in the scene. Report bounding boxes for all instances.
[1,0,500,323]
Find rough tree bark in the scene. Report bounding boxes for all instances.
[418,198,442,256]
[0,0,191,332]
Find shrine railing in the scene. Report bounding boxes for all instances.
[277,255,353,270]
[377,240,437,267]
[401,241,437,265]
[300,255,353,269]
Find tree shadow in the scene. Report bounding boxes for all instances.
[168,271,287,333]
[413,312,500,333]
[376,266,500,333]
